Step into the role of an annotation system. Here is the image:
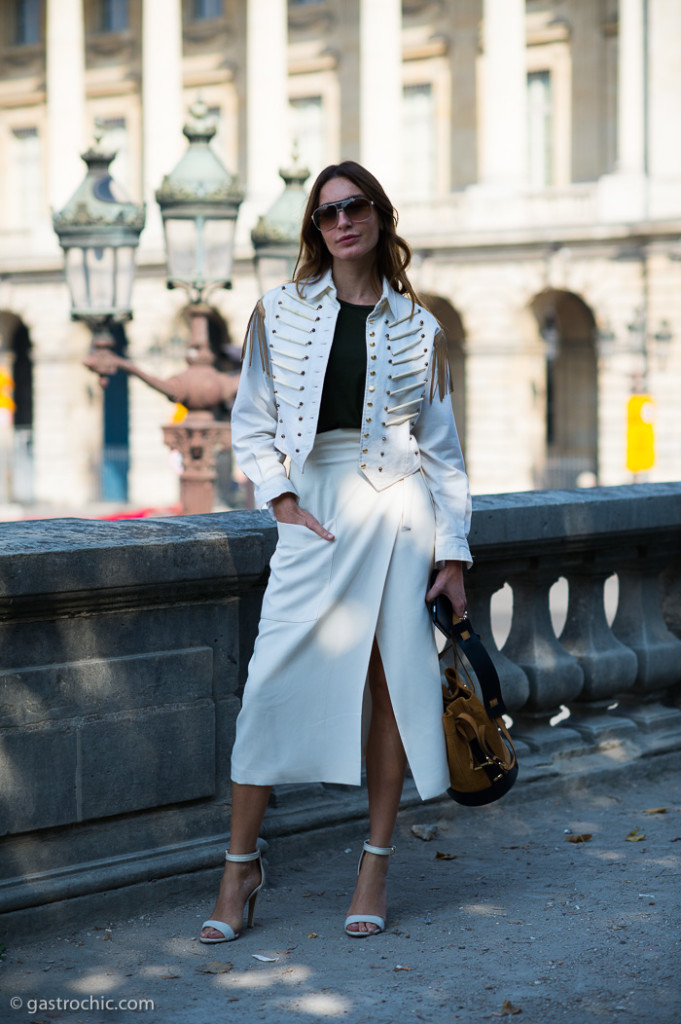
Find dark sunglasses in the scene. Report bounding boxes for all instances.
[311,195,375,231]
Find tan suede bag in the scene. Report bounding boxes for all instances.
[430,584,518,805]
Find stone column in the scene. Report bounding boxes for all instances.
[46,0,86,210]
[359,0,402,197]
[245,0,288,231]
[480,0,527,187]
[598,0,649,219]
[616,0,646,176]
[647,0,681,214]
[141,0,184,248]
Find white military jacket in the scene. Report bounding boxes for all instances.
[231,270,472,565]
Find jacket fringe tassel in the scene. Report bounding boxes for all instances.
[241,299,270,376]
[430,329,452,402]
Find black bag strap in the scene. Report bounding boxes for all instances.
[445,616,508,719]
[429,580,508,719]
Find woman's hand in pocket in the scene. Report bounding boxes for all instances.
[271,493,335,541]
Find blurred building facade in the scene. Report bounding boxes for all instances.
[0,0,679,512]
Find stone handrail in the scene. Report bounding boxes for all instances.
[1,483,680,936]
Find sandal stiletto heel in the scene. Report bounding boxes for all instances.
[344,841,395,937]
[200,849,264,943]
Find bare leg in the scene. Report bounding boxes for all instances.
[200,782,271,940]
[345,640,406,934]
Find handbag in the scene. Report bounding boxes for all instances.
[429,583,518,806]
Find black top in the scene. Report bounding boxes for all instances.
[317,300,372,433]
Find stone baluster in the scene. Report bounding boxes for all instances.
[502,568,584,715]
[559,566,639,702]
[612,562,681,695]
[500,566,586,755]
[465,572,529,713]
[610,560,681,751]
[557,563,640,749]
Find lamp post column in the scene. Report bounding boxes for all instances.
[161,311,233,516]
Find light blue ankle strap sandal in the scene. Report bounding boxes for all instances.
[200,849,264,944]
[344,841,396,938]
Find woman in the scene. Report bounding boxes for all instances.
[200,161,472,942]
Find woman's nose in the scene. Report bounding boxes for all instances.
[336,207,352,227]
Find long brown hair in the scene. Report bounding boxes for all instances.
[293,161,419,304]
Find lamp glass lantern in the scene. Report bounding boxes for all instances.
[251,154,310,295]
[53,132,145,325]
[156,100,244,301]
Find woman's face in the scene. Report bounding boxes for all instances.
[315,176,380,266]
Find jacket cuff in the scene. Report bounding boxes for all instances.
[434,537,473,569]
[255,474,299,510]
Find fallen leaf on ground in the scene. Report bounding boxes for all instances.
[643,807,667,814]
[308,932,318,939]
[566,834,592,843]
[160,972,180,979]
[411,823,438,841]
[435,850,457,860]
[252,954,278,962]
[393,964,410,972]
[196,961,233,974]
[625,829,646,842]
[501,999,522,1015]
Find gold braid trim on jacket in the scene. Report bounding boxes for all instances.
[241,299,270,375]
[430,328,452,402]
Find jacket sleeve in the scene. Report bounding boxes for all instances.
[412,354,472,567]
[231,300,299,510]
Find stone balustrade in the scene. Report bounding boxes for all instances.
[1,483,680,937]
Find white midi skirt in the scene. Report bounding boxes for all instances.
[230,429,450,801]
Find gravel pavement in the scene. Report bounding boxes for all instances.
[2,757,680,1024]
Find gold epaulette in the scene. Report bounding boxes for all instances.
[430,328,452,401]
[241,299,270,375]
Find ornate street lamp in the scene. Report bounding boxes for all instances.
[151,99,245,514]
[53,123,146,351]
[251,152,310,294]
[157,99,243,302]
[67,101,245,516]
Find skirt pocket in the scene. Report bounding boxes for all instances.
[260,519,336,622]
